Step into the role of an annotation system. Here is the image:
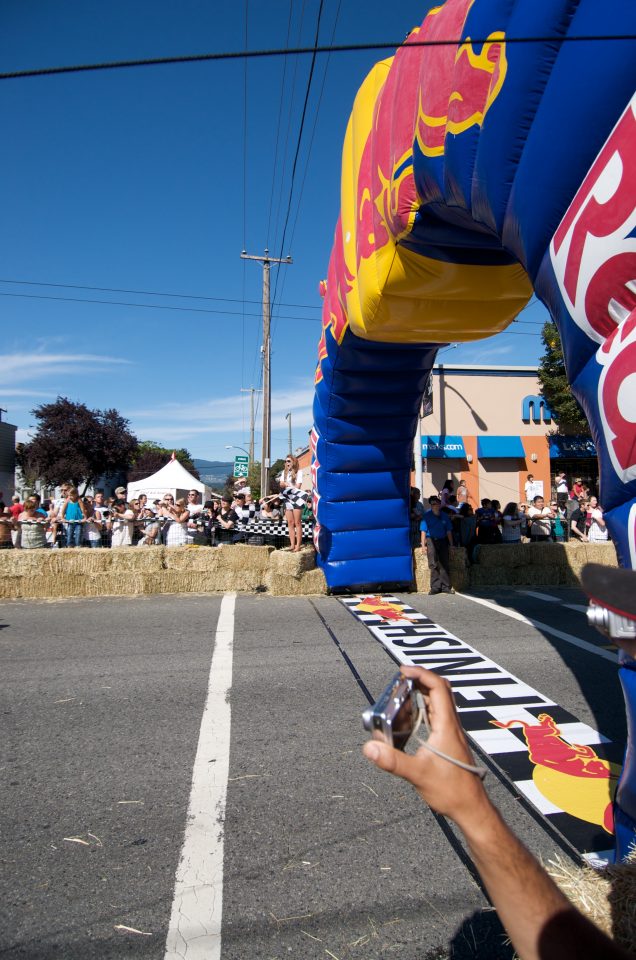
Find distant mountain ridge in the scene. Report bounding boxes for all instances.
[193,458,234,487]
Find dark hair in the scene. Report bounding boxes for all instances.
[481,498,491,507]
[442,480,454,491]
[533,494,544,503]
[428,496,441,505]
[502,502,518,517]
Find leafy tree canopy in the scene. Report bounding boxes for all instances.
[16,397,138,494]
[128,441,200,483]
[537,321,591,434]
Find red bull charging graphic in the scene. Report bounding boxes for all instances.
[492,715,620,835]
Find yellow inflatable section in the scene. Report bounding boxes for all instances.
[338,50,533,344]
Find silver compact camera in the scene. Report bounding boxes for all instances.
[362,672,420,751]
[587,603,636,642]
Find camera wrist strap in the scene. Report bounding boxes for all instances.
[413,705,487,781]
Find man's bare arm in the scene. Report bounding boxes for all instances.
[362,667,627,960]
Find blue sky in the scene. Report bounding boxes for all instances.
[0,0,547,462]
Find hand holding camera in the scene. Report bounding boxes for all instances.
[362,666,487,826]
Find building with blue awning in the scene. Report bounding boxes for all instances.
[414,365,598,506]
[477,436,526,459]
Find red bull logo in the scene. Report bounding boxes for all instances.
[493,714,619,833]
[355,596,417,623]
[415,0,508,158]
[350,0,508,286]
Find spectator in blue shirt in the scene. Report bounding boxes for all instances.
[420,497,454,595]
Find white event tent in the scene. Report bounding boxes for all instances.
[126,454,211,504]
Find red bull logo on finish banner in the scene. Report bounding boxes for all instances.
[492,714,620,834]
[354,596,418,623]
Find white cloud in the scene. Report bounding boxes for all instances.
[0,352,132,387]
[128,383,315,435]
[0,388,56,397]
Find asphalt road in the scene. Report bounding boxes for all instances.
[0,586,625,959]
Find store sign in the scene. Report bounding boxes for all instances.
[549,436,597,459]
[522,395,554,423]
[421,435,466,459]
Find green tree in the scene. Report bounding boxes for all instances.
[16,397,138,494]
[128,441,200,482]
[537,321,591,434]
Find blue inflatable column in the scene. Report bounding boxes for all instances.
[616,656,636,859]
[312,326,439,591]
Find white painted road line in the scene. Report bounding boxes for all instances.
[459,593,618,664]
[520,590,561,603]
[519,590,588,614]
[164,593,236,960]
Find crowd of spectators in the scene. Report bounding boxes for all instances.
[413,473,608,554]
[0,477,313,551]
[414,473,609,594]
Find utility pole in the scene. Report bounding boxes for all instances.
[285,411,292,455]
[241,248,292,497]
[240,386,260,465]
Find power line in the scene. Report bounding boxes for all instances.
[288,0,342,253]
[272,0,343,335]
[266,0,294,248]
[0,277,321,309]
[270,0,308,260]
[271,0,325,313]
[0,288,322,320]
[0,286,543,337]
[2,35,634,81]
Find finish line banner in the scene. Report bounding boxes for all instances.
[341,594,622,863]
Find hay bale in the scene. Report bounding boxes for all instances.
[265,566,327,596]
[547,852,636,954]
[477,544,525,569]
[413,551,431,593]
[0,575,23,599]
[170,543,274,574]
[218,543,273,573]
[149,569,264,594]
[0,548,56,576]
[109,547,164,573]
[161,546,224,572]
[412,548,467,593]
[269,546,316,580]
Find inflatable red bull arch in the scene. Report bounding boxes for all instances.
[311,0,636,856]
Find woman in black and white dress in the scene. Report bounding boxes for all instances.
[278,454,306,552]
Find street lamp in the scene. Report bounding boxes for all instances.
[225,444,250,457]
